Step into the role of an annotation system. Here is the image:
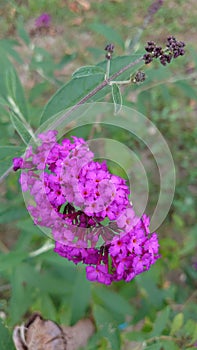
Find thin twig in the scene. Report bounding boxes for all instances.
[53,55,144,128]
[127,0,164,53]
[29,241,54,257]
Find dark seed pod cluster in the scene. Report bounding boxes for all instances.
[133,71,146,83]
[105,43,115,60]
[143,36,185,66]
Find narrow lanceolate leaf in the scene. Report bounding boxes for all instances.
[0,50,29,120]
[170,313,184,336]
[89,22,125,49]
[0,39,23,64]
[16,19,30,46]
[70,270,91,325]
[112,83,122,114]
[94,287,134,318]
[40,54,143,125]
[40,73,107,124]
[0,146,24,180]
[150,306,170,337]
[0,319,15,350]
[5,67,29,121]
[0,251,28,272]
[72,65,105,79]
[9,112,32,145]
[93,304,121,350]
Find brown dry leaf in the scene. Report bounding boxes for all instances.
[13,313,95,350]
[76,0,91,11]
[13,313,66,350]
[62,319,95,350]
[71,17,84,26]
[68,2,80,13]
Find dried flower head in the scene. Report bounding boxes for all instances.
[133,71,146,83]
[105,43,115,60]
[143,36,185,66]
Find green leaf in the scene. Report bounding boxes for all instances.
[72,65,105,78]
[57,53,77,69]
[170,313,184,335]
[17,262,73,296]
[143,345,161,350]
[0,251,28,272]
[146,340,179,350]
[125,330,149,342]
[5,68,17,100]
[97,54,143,81]
[0,206,28,224]
[70,269,91,325]
[135,268,164,309]
[87,47,104,59]
[0,320,15,350]
[111,83,122,114]
[30,47,58,82]
[175,80,197,100]
[16,218,42,235]
[16,19,30,46]
[40,74,106,124]
[9,263,36,325]
[93,304,121,350]
[89,22,124,49]
[0,39,23,64]
[6,71,29,121]
[40,54,143,125]
[35,294,57,321]
[150,306,170,337]
[8,261,72,325]
[0,146,24,179]
[0,94,7,105]
[183,320,197,343]
[0,50,28,120]
[10,112,32,144]
[94,287,134,321]
[191,323,197,344]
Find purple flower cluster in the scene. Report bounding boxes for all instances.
[13,130,160,285]
[35,13,51,28]
[55,212,159,285]
[143,36,185,66]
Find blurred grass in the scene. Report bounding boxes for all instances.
[0,0,196,270]
[0,1,197,348]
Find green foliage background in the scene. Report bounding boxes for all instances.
[0,1,197,349]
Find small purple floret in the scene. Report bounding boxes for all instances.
[35,13,51,28]
[13,157,23,171]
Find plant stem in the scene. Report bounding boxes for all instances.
[126,0,164,53]
[105,59,111,80]
[56,55,144,123]
[1,55,144,181]
[108,79,131,86]
[29,241,54,257]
